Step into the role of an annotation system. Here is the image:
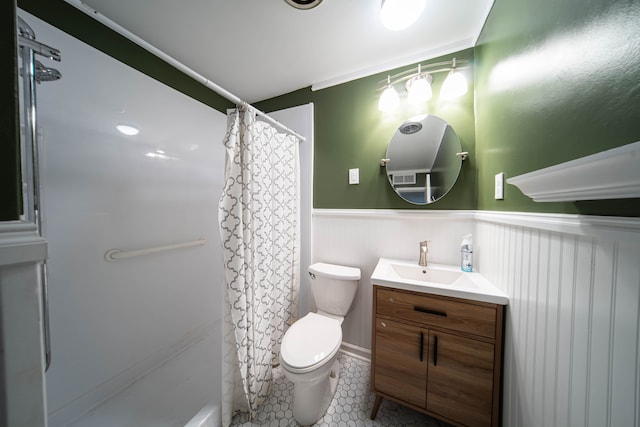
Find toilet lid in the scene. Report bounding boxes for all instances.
[309,263,361,280]
[280,313,342,369]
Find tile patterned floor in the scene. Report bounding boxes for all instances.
[231,352,452,427]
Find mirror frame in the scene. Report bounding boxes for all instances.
[384,114,463,205]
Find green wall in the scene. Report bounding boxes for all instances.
[5,0,639,218]
[474,0,640,216]
[1,1,20,221]
[257,50,477,210]
[18,0,232,113]
[261,0,640,216]
[1,0,232,220]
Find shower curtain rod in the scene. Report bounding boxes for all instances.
[63,0,306,142]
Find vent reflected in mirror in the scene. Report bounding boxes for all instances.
[385,114,462,205]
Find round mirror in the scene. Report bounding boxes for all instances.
[385,114,462,205]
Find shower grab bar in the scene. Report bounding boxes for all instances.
[104,238,206,261]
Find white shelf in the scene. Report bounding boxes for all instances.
[506,141,640,202]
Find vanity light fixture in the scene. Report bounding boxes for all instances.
[380,0,427,31]
[377,58,469,112]
[378,75,400,112]
[440,58,468,100]
[406,65,432,105]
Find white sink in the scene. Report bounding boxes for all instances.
[371,258,509,305]
[389,263,463,285]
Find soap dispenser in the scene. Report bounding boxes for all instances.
[461,234,473,272]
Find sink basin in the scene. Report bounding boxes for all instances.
[371,258,508,305]
[389,263,462,285]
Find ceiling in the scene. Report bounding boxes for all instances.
[80,0,494,103]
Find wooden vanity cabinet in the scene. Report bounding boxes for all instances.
[370,285,505,427]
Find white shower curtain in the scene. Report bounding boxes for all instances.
[219,106,300,426]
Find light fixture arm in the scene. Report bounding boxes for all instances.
[376,58,469,91]
[377,57,470,111]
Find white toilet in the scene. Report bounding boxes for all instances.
[279,262,360,425]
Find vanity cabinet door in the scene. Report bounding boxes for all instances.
[426,330,495,427]
[373,318,427,408]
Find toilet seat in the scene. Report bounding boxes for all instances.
[280,312,342,373]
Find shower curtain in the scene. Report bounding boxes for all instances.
[219,106,300,426]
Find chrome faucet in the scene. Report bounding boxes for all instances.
[419,240,429,267]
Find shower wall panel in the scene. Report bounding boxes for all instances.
[18,11,226,426]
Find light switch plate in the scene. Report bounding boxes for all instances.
[349,168,359,185]
[495,172,504,200]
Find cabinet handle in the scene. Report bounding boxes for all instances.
[419,332,424,362]
[380,321,386,328]
[414,306,447,317]
[433,335,438,366]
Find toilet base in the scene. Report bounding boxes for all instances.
[329,359,340,396]
[291,359,340,426]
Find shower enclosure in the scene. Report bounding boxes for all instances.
[13,10,312,426]
[17,11,226,426]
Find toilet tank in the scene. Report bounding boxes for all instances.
[309,263,360,316]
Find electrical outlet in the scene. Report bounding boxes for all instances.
[495,172,504,200]
[349,168,359,185]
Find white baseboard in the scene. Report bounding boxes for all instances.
[340,341,371,363]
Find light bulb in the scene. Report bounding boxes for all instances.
[407,76,432,105]
[378,85,399,112]
[381,0,427,31]
[441,71,468,100]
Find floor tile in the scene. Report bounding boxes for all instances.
[231,352,451,427]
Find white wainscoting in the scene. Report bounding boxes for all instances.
[312,209,475,349]
[475,213,640,427]
[313,209,640,426]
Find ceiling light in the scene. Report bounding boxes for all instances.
[380,0,427,31]
[378,76,399,112]
[116,124,139,136]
